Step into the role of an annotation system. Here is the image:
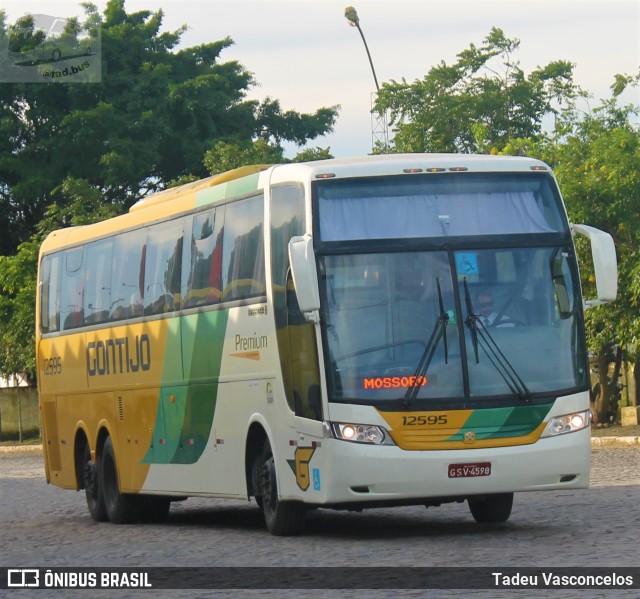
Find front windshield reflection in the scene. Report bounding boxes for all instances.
[320,247,587,406]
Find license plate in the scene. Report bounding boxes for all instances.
[448,462,491,478]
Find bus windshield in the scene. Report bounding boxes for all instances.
[320,247,587,407]
[316,173,587,408]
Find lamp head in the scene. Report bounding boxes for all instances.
[345,6,359,27]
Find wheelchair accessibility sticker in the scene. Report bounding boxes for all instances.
[456,252,479,275]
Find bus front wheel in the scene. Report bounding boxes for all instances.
[468,493,513,523]
[100,436,141,524]
[258,440,305,536]
[83,444,107,522]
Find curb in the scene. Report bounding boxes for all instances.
[0,444,43,453]
[590,436,640,447]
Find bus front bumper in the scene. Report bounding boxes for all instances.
[295,428,590,507]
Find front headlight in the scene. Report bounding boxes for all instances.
[540,410,591,437]
[327,421,395,445]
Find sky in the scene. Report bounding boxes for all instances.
[2,0,639,158]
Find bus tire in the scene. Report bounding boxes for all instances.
[258,439,305,536]
[100,436,141,524]
[468,493,513,523]
[83,444,107,522]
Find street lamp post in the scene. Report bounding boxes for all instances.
[344,6,388,152]
[344,5,379,92]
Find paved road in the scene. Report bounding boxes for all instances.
[1,446,639,598]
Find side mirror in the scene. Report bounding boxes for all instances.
[288,235,320,323]
[572,223,617,308]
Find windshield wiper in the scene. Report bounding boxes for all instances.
[463,278,531,402]
[403,278,449,408]
[463,279,479,364]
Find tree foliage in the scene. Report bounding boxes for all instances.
[500,94,640,356]
[0,0,338,255]
[0,0,338,379]
[203,139,333,175]
[376,27,582,154]
[376,25,640,419]
[524,94,640,422]
[0,179,121,382]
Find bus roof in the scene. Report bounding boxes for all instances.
[39,154,552,255]
[129,165,271,213]
[269,153,551,183]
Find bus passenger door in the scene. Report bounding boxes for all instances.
[285,274,325,440]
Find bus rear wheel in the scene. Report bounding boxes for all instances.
[100,436,141,524]
[468,493,513,523]
[258,440,305,536]
[83,444,107,522]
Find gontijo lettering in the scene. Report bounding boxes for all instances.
[363,376,428,389]
[86,334,151,376]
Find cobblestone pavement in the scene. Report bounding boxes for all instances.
[1,446,638,599]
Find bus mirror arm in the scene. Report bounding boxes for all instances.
[288,235,321,323]
[571,223,618,309]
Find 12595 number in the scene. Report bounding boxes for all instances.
[43,356,62,376]
[401,414,448,426]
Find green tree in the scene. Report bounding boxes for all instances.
[376,27,582,154]
[0,0,338,380]
[0,178,121,382]
[501,74,640,423]
[203,139,333,175]
[376,26,640,422]
[0,0,338,255]
[545,86,640,423]
[491,83,640,423]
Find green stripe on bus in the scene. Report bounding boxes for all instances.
[195,173,261,207]
[142,309,229,464]
[446,403,553,441]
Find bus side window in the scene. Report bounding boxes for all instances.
[40,253,62,334]
[183,209,222,308]
[221,195,265,302]
[144,219,184,316]
[552,249,575,319]
[61,247,84,330]
[83,239,113,325]
[110,229,146,321]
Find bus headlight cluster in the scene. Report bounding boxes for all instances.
[541,410,590,437]
[329,422,394,445]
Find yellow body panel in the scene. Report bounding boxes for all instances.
[37,320,172,489]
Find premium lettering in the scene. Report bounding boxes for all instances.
[235,333,268,351]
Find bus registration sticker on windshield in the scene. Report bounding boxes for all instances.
[448,462,491,478]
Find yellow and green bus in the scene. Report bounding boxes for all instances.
[36,154,617,535]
